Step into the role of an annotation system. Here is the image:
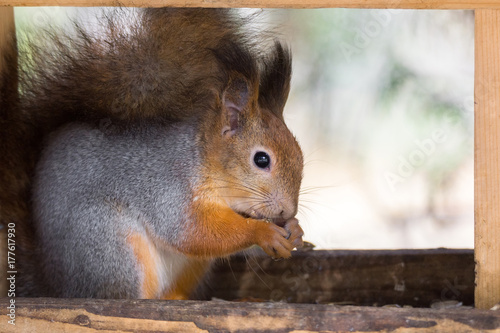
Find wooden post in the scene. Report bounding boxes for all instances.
[0,7,15,72]
[475,9,500,310]
[0,6,16,99]
[0,7,16,298]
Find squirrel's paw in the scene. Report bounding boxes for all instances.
[283,217,304,249]
[256,222,296,259]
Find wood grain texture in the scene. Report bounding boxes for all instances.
[0,0,498,9]
[208,249,474,307]
[1,297,499,332]
[0,7,15,74]
[0,7,15,299]
[475,9,500,310]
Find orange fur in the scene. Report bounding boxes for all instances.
[176,187,293,259]
[183,203,259,257]
[126,232,160,299]
[162,259,210,300]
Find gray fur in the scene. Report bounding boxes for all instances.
[33,120,200,297]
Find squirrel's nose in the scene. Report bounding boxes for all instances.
[279,203,297,220]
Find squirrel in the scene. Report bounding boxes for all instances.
[0,8,304,299]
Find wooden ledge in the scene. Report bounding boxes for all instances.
[209,249,475,307]
[1,298,499,332]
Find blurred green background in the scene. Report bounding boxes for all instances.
[280,9,474,249]
[14,8,475,249]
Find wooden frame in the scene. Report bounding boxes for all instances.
[208,249,477,306]
[1,250,499,332]
[2,297,500,332]
[1,0,499,331]
[0,8,14,79]
[474,9,500,311]
[1,0,500,9]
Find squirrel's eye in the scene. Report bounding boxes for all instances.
[254,151,271,169]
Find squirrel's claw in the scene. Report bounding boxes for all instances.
[283,217,304,249]
[256,218,303,259]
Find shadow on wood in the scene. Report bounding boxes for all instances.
[206,249,474,307]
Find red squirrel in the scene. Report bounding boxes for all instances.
[0,8,304,299]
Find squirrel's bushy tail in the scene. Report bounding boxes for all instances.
[1,31,41,294]
[17,8,266,126]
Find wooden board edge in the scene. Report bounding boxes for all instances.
[1,298,499,332]
[0,0,494,9]
[474,9,500,310]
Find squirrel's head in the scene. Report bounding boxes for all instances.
[204,41,303,224]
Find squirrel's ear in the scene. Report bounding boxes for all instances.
[221,76,252,137]
[258,41,292,119]
[213,40,259,137]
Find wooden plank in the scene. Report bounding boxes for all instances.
[1,298,499,332]
[0,7,14,74]
[0,6,16,112]
[475,9,500,311]
[208,249,474,307]
[0,0,498,9]
[0,6,15,300]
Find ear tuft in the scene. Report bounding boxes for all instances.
[258,41,292,119]
[212,40,258,85]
